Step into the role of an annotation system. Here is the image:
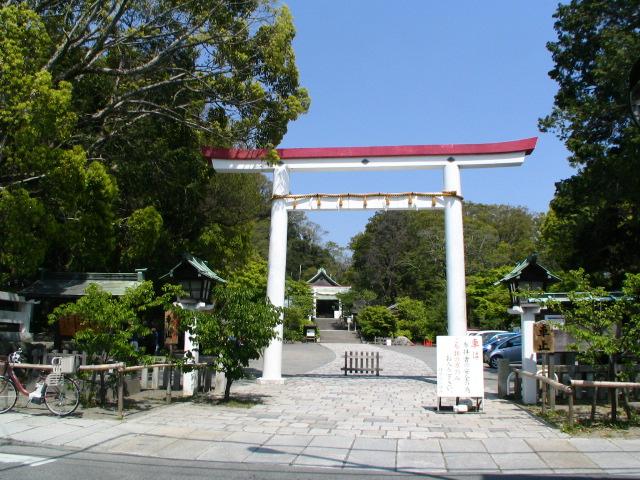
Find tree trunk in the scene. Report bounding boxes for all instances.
[224,378,233,401]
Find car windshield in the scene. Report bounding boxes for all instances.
[497,335,521,348]
[485,333,515,346]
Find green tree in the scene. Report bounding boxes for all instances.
[357,306,396,340]
[0,1,309,286]
[555,273,640,387]
[393,297,430,341]
[349,204,540,307]
[226,256,269,295]
[187,285,280,400]
[539,0,640,281]
[466,266,514,330]
[0,6,120,280]
[283,278,313,342]
[48,281,182,405]
[336,288,377,317]
[20,0,310,155]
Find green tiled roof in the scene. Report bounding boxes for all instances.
[496,254,562,285]
[161,253,226,283]
[307,267,341,287]
[20,271,145,298]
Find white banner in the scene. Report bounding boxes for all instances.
[436,335,484,398]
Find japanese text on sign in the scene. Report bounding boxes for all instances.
[436,335,484,398]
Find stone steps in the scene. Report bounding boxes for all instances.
[313,317,360,344]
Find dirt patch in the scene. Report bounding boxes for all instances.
[520,401,640,437]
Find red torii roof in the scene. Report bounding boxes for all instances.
[202,137,537,161]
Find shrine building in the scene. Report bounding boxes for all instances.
[307,268,350,319]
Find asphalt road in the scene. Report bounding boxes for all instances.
[0,443,616,480]
[247,343,336,377]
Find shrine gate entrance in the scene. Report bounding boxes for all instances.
[203,138,537,383]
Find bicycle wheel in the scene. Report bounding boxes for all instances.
[44,377,80,416]
[0,376,18,413]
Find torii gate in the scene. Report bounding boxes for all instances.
[203,137,537,383]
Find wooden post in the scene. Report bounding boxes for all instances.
[622,388,633,421]
[549,361,556,409]
[591,386,597,421]
[344,352,347,376]
[541,379,547,414]
[376,352,380,376]
[610,387,618,422]
[117,368,124,418]
[568,391,574,428]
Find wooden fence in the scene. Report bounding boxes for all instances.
[1,359,216,418]
[341,351,382,376]
[512,369,640,427]
[570,379,640,422]
[513,368,575,426]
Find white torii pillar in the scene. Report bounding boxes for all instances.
[259,165,289,383]
[444,160,467,336]
[204,138,537,382]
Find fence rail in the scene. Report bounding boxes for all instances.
[570,379,640,422]
[513,368,574,427]
[1,359,215,418]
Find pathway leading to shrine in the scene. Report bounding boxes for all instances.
[2,344,640,475]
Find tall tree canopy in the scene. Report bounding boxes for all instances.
[539,0,640,282]
[348,203,541,333]
[0,0,309,286]
[349,203,541,305]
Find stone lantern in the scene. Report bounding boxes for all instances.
[162,253,226,395]
[496,254,561,404]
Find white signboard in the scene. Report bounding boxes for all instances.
[436,335,484,398]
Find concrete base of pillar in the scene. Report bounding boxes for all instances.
[214,371,227,394]
[182,371,197,396]
[257,377,285,385]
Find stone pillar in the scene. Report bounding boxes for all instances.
[520,304,540,404]
[443,160,467,336]
[176,301,206,396]
[182,323,198,395]
[259,165,289,384]
[509,303,540,404]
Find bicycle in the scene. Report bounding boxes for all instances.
[0,348,80,416]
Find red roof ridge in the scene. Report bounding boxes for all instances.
[202,137,537,161]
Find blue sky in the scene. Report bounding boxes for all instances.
[278,1,574,248]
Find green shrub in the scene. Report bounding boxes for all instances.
[358,306,396,340]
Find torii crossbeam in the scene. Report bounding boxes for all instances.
[203,137,537,383]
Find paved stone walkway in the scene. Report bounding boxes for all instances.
[2,343,640,476]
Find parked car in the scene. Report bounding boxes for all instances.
[467,329,508,344]
[483,331,515,344]
[488,334,522,369]
[482,332,518,363]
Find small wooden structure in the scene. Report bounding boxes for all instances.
[341,351,381,376]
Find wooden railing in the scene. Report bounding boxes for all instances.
[571,379,640,422]
[513,368,574,427]
[2,360,214,418]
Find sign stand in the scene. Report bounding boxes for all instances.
[436,335,485,412]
